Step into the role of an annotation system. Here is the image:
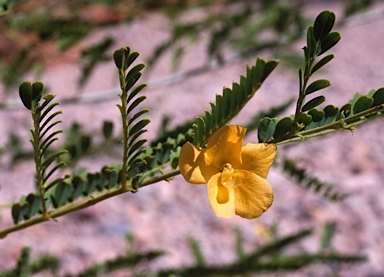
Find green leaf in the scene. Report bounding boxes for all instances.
[126,52,140,69]
[305,79,331,95]
[318,32,341,55]
[313,11,335,41]
[321,222,337,250]
[302,96,326,112]
[261,60,279,82]
[298,113,312,126]
[283,159,347,201]
[128,139,147,157]
[129,119,150,137]
[128,109,150,126]
[306,26,316,57]
[40,102,60,123]
[308,108,324,122]
[339,103,352,119]
[40,111,62,134]
[127,96,146,115]
[324,105,338,118]
[311,54,334,75]
[102,121,114,139]
[50,181,72,208]
[352,95,374,114]
[127,84,147,104]
[25,194,41,219]
[125,64,145,86]
[32,82,43,101]
[41,150,67,169]
[323,105,339,124]
[257,117,277,143]
[12,203,23,224]
[39,94,56,111]
[372,88,384,106]
[69,176,85,202]
[273,116,293,139]
[19,81,33,110]
[113,47,130,70]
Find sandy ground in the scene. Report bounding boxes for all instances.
[0,1,384,276]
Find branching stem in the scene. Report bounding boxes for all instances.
[0,170,180,239]
[273,105,383,145]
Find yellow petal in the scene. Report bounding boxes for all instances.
[239,143,277,179]
[207,173,235,218]
[205,125,246,169]
[233,170,274,219]
[179,142,218,184]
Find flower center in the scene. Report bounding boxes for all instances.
[220,163,240,189]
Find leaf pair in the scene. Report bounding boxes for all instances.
[19,82,43,110]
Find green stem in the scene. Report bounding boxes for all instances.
[0,170,180,239]
[119,68,129,192]
[32,108,49,220]
[292,41,319,133]
[273,105,383,145]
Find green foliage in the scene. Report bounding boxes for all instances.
[321,222,337,251]
[343,0,374,16]
[0,49,33,90]
[282,159,348,201]
[152,227,366,276]
[114,47,149,190]
[244,98,293,133]
[0,8,383,276]
[193,57,278,146]
[148,1,306,69]
[0,226,365,276]
[62,122,92,167]
[13,82,67,221]
[0,239,162,277]
[257,11,383,144]
[79,37,114,86]
[187,237,206,267]
[0,247,59,277]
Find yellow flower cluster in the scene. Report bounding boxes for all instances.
[178,125,277,219]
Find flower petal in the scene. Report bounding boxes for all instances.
[207,173,235,218]
[233,170,274,219]
[205,125,246,169]
[239,143,277,179]
[179,142,218,184]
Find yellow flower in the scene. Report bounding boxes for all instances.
[179,125,277,219]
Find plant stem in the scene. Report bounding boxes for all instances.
[32,108,49,220]
[0,170,180,239]
[274,105,383,145]
[292,41,319,133]
[119,68,129,192]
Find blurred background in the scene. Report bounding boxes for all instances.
[0,0,384,276]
